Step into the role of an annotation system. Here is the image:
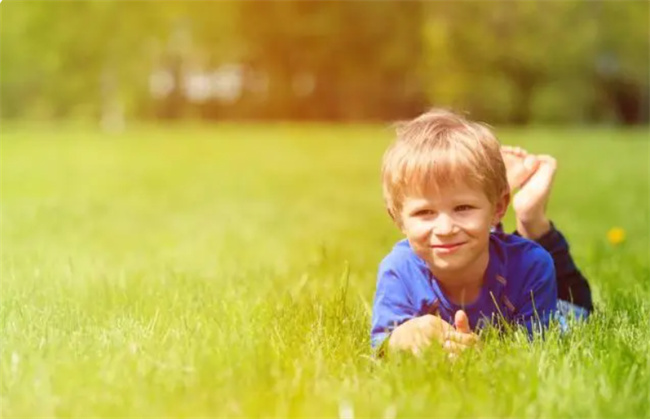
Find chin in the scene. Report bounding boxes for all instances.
[431,260,461,273]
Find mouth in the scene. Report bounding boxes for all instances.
[430,242,466,253]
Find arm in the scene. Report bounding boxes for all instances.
[534,223,593,313]
[500,218,594,314]
[371,267,457,356]
[371,268,416,351]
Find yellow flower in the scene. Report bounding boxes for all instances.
[607,227,626,245]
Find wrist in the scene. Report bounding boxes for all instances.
[516,217,551,240]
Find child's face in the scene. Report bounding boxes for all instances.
[399,181,508,278]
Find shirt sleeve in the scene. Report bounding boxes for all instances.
[534,222,593,313]
[370,266,416,350]
[513,247,558,338]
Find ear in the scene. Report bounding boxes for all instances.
[492,190,510,225]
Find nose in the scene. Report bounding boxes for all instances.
[432,213,455,235]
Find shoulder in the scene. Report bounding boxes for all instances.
[492,234,557,313]
[492,233,555,284]
[492,232,552,264]
[378,239,425,278]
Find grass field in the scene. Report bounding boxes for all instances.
[1,123,649,418]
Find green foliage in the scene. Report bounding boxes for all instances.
[238,1,425,120]
[0,1,648,123]
[423,1,649,124]
[1,124,649,417]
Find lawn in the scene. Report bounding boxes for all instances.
[1,123,649,418]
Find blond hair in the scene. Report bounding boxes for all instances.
[381,108,508,224]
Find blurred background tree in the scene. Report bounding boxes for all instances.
[1,0,647,125]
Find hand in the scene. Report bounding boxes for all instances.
[443,310,480,358]
[388,314,454,356]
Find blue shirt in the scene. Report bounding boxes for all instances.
[371,232,557,349]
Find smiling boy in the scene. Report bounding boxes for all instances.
[371,109,591,356]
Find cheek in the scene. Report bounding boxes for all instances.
[404,220,431,242]
[457,213,493,233]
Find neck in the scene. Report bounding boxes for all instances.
[433,251,489,306]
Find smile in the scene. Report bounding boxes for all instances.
[430,242,466,253]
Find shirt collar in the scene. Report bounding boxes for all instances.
[428,233,509,313]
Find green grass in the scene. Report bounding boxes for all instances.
[1,123,649,418]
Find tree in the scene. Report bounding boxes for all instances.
[238,1,426,121]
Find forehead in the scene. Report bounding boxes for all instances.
[402,181,490,208]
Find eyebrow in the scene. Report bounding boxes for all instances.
[405,201,432,214]
[451,197,482,204]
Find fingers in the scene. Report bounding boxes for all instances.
[409,333,423,357]
[421,314,453,341]
[445,330,479,346]
[501,145,528,157]
[501,145,515,154]
[523,154,540,172]
[389,328,432,355]
[443,332,481,357]
[443,339,470,355]
[393,331,478,358]
[413,330,431,352]
[399,331,431,357]
[536,154,557,170]
[454,310,471,333]
[389,315,479,358]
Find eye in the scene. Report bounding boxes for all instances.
[413,209,435,217]
[455,205,474,212]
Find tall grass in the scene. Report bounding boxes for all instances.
[1,123,648,417]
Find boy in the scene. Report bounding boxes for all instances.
[371,109,592,356]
